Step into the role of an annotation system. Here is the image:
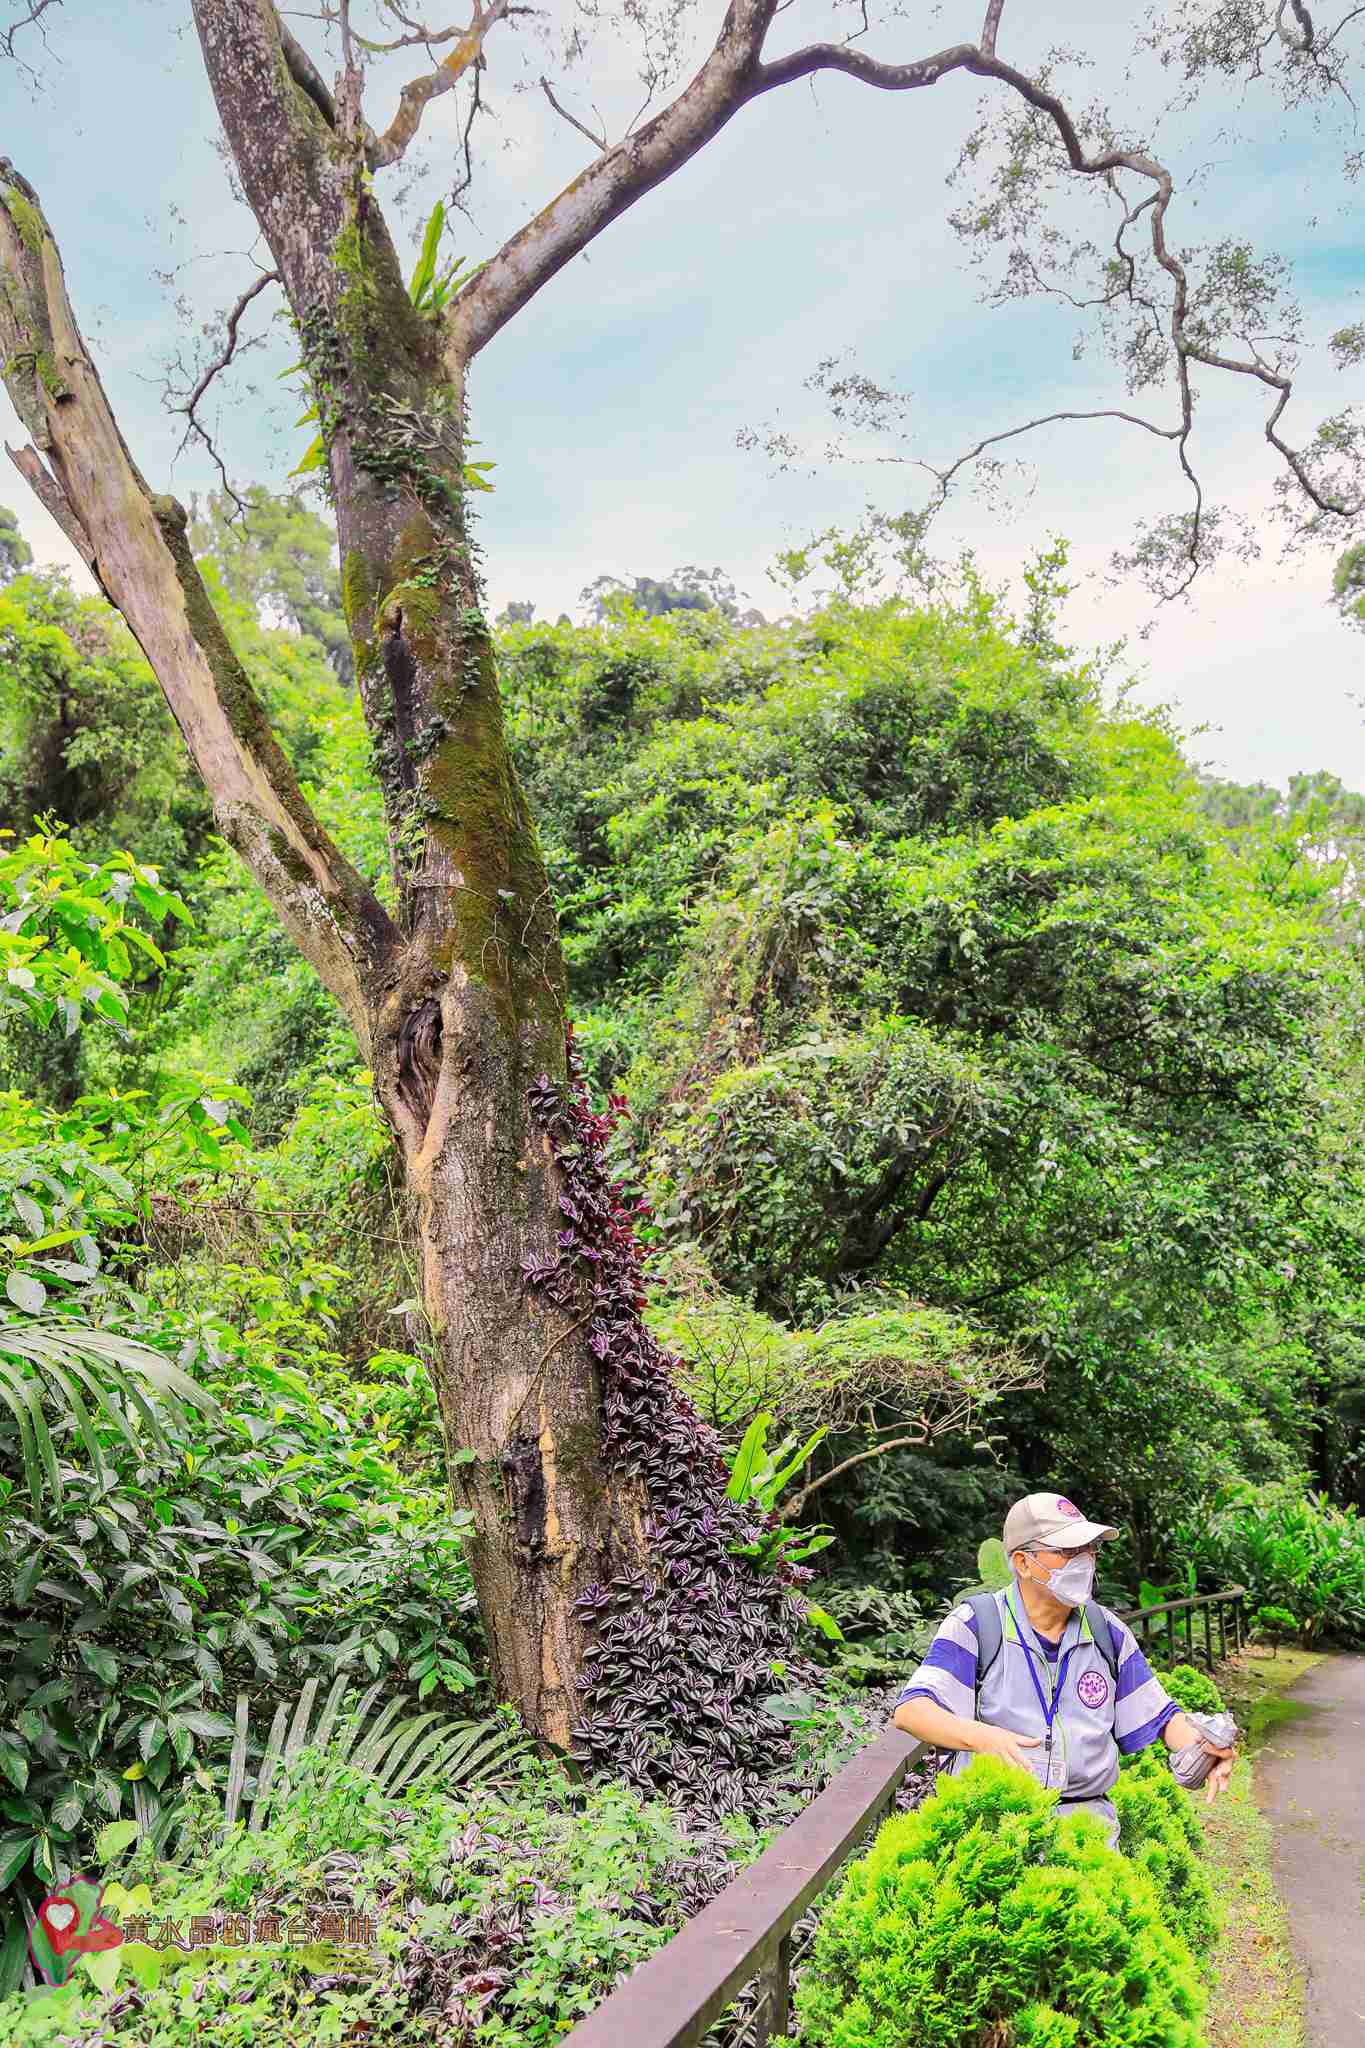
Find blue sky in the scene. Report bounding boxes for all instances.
[3,0,1362,790]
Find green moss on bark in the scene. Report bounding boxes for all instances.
[0,190,45,256]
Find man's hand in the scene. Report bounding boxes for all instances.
[891,1696,1043,1772]
[969,1723,1043,1772]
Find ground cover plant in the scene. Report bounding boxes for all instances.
[0,1695,894,2047]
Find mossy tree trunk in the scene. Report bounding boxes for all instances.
[0,53,661,1756]
[183,1,663,1746]
[0,0,811,1783]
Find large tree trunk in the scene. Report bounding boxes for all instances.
[186,1,674,1746]
[1,0,802,1801]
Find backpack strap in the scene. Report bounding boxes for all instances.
[1081,1600,1122,1685]
[965,1591,1004,1705]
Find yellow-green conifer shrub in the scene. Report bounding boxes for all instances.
[1108,1663,1224,1961]
[1112,1751,1217,1958]
[777,1757,1206,2048]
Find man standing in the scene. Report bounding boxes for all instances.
[892,1492,1237,1849]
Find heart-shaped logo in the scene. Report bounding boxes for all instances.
[30,1876,124,1984]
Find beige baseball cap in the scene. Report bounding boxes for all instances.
[1003,1492,1118,1554]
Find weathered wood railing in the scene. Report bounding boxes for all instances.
[559,1724,929,2048]
[558,1584,1247,2048]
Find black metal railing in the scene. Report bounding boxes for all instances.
[557,1584,1247,2048]
[1116,1584,1247,1670]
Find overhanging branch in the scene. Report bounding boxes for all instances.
[444,0,782,363]
[445,0,1354,584]
[368,0,519,166]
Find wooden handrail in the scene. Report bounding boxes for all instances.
[1116,1585,1248,1624]
[557,1584,1247,2046]
[559,1726,928,2048]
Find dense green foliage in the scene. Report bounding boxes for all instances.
[1,493,1363,2032]
[775,1755,1207,2048]
[0,1746,766,2047]
[498,576,1364,1590]
[1173,1484,1365,1642]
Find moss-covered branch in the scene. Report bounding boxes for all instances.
[0,161,398,1050]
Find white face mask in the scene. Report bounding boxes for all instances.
[1024,1551,1095,1607]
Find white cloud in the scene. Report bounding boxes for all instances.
[2,3,1361,790]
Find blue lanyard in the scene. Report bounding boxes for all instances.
[1007,1593,1072,1734]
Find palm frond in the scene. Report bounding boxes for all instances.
[215,1677,531,1839]
[0,1318,219,1509]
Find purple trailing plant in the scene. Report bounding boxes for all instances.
[523,1024,813,1816]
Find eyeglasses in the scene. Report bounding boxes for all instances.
[1026,1541,1101,1562]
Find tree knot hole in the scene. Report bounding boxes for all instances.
[396,997,442,1126]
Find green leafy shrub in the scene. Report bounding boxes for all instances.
[1150,1664,1226,1716]
[1251,1603,1300,1644]
[1112,1752,1217,1959]
[0,1204,478,1989]
[1174,1483,1365,1644]
[0,1749,762,2047]
[776,1756,1206,2048]
[807,1584,935,1685]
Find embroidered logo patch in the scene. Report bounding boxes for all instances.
[1055,1497,1082,1517]
[1077,1668,1109,1709]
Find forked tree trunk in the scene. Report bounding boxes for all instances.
[183,6,671,1743]
[0,0,802,1788]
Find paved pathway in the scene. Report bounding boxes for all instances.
[1254,1653,1365,2046]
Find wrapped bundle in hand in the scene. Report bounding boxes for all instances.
[1167,1709,1238,1787]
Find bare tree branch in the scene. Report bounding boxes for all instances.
[173,268,281,514]
[279,17,337,124]
[786,1432,926,1514]
[540,74,607,153]
[0,162,397,1049]
[369,0,520,166]
[980,1,1006,58]
[6,438,95,572]
[438,0,1356,588]
[0,0,60,66]
[445,0,783,363]
[755,19,1357,590]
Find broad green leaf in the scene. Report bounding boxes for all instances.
[78,1641,120,1686]
[409,199,446,309]
[725,1412,771,1502]
[122,1942,163,1992]
[76,1945,124,1994]
[5,1269,45,1312]
[757,1425,827,1509]
[976,1538,1013,1591]
[801,1602,845,1642]
[96,1818,140,1863]
[49,1788,83,1831]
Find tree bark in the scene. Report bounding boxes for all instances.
[1,6,801,1775]
[186,0,678,1750]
